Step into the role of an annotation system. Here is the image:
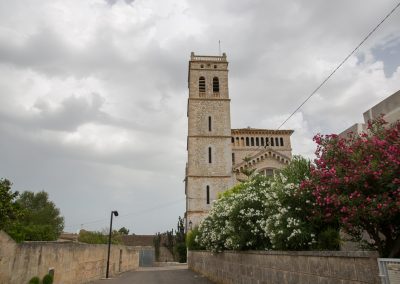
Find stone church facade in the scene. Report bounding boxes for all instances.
[185,53,294,229]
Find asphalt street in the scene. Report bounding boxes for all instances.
[92,265,214,284]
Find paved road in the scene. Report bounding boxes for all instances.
[93,265,214,284]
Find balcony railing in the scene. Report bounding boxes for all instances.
[190,52,227,62]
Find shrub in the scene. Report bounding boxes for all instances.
[315,227,341,250]
[153,233,161,261]
[186,227,204,251]
[260,156,339,250]
[28,276,40,284]
[174,242,187,263]
[197,174,272,251]
[42,274,53,284]
[302,118,400,257]
[197,156,340,252]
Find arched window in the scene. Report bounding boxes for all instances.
[256,137,259,146]
[265,137,269,146]
[206,185,210,204]
[208,116,212,131]
[251,137,254,146]
[275,137,279,146]
[231,137,235,143]
[246,137,249,146]
[280,137,284,146]
[213,77,219,93]
[232,153,235,164]
[208,147,212,163]
[271,137,274,146]
[260,137,264,146]
[199,77,206,93]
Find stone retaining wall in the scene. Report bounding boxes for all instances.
[0,231,140,284]
[188,250,380,283]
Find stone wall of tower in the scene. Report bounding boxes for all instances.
[188,100,231,136]
[186,177,233,226]
[186,53,234,228]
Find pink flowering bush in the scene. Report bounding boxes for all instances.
[302,118,400,257]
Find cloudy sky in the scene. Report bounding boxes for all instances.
[0,0,399,234]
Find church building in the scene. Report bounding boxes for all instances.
[185,52,294,229]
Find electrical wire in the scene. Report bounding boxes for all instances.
[64,197,185,230]
[277,1,400,130]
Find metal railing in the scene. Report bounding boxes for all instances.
[378,258,400,284]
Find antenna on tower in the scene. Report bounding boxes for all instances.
[218,40,221,56]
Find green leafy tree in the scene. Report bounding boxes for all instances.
[118,227,130,235]
[0,178,22,230]
[7,191,64,241]
[174,216,187,263]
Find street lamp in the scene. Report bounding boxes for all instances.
[106,210,119,279]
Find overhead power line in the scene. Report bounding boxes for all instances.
[64,197,185,230]
[277,1,400,130]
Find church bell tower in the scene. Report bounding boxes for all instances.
[185,52,234,229]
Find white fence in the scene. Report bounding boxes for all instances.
[378,258,400,284]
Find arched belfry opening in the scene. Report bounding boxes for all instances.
[199,76,206,94]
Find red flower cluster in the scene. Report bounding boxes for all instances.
[301,118,400,257]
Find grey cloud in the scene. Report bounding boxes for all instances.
[33,93,107,131]
[0,27,74,75]
[0,0,399,234]
[0,93,108,132]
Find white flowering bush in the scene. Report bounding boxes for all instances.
[197,156,339,252]
[260,159,317,250]
[197,176,271,251]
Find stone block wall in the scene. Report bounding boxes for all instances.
[0,231,140,284]
[188,250,380,284]
[158,247,175,262]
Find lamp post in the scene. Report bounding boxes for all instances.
[106,210,118,279]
